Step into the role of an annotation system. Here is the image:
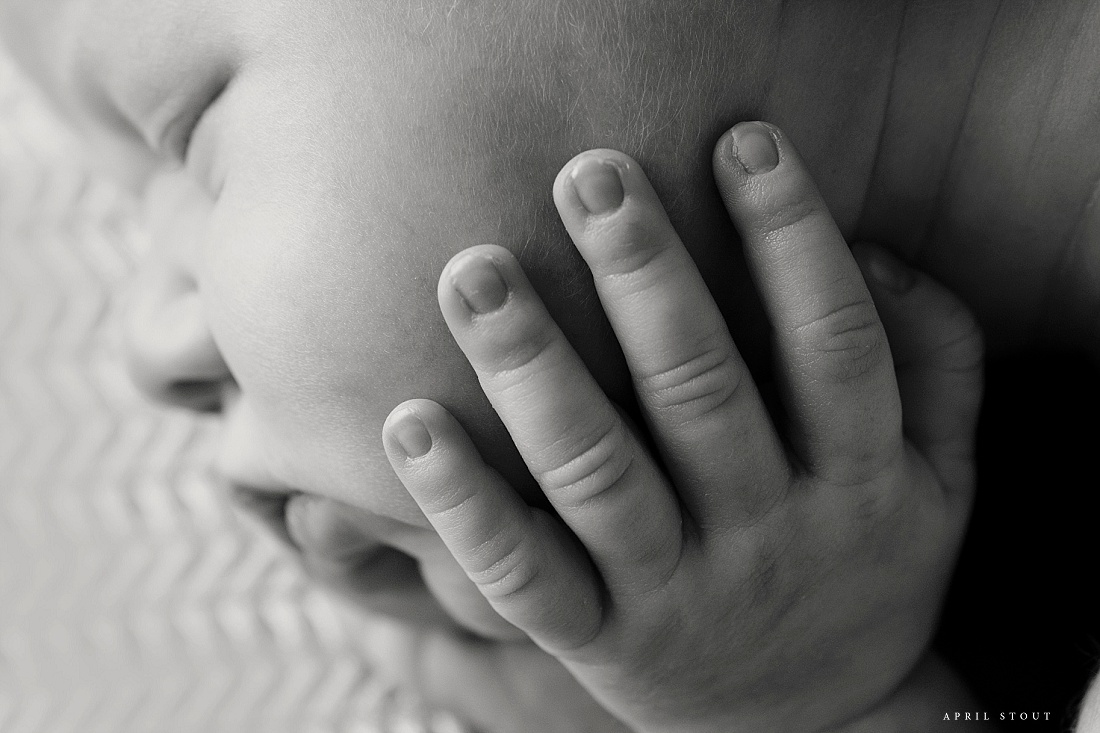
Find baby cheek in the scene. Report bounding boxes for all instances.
[198,224,466,520]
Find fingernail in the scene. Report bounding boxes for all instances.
[571,158,624,214]
[285,494,378,559]
[449,254,509,314]
[865,248,917,294]
[391,409,433,459]
[285,493,338,553]
[729,122,779,174]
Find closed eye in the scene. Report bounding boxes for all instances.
[158,74,231,165]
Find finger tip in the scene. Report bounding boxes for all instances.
[722,120,784,144]
[383,399,416,432]
[436,245,516,320]
[439,244,507,284]
[554,151,588,194]
[715,120,783,180]
[556,149,640,196]
[559,147,635,171]
[284,493,379,561]
[282,491,318,549]
[854,243,920,296]
[386,397,439,418]
[712,127,745,186]
[383,402,439,462]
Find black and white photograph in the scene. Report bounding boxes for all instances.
[1,1,1098,731]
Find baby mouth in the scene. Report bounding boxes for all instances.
[228,483,395,561]
[228,482,466,631]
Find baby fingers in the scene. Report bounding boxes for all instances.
[714,123,902,485]
[432,247,684,592]
[383,400,604,650]
[853,244,984,500]
[388,244,697,637]
[553,152,790,528]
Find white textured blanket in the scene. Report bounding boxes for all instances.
[0,52,454,733]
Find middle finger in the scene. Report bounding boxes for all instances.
[437,245,683,589]
[554,151,790,528]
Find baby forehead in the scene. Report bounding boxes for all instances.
[2,0,762,99]
[1,0,770,182]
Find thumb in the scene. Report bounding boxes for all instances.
[853,243,985,498]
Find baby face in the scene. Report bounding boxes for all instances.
[4,0,796,519]
[9,0,971,634]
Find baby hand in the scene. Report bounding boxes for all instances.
[382,123,984,732]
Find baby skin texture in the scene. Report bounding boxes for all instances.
[7,0,1098,727]
[299,123,986,732]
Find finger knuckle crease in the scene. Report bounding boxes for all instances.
[469,535,541,600]
[753,196,823,240]
[793,300,886,383]
[482,329,559,383]
[640,343,744,418]
[535,422,633,510]
[421,484,480,523]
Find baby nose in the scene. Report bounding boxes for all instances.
[124,263,233,412]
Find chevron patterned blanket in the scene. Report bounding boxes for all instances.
[0,52,460,733]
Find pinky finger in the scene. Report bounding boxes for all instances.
[383,399,604,653]
[853,244,984,499]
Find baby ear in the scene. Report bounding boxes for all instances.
[123,170,232,412]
